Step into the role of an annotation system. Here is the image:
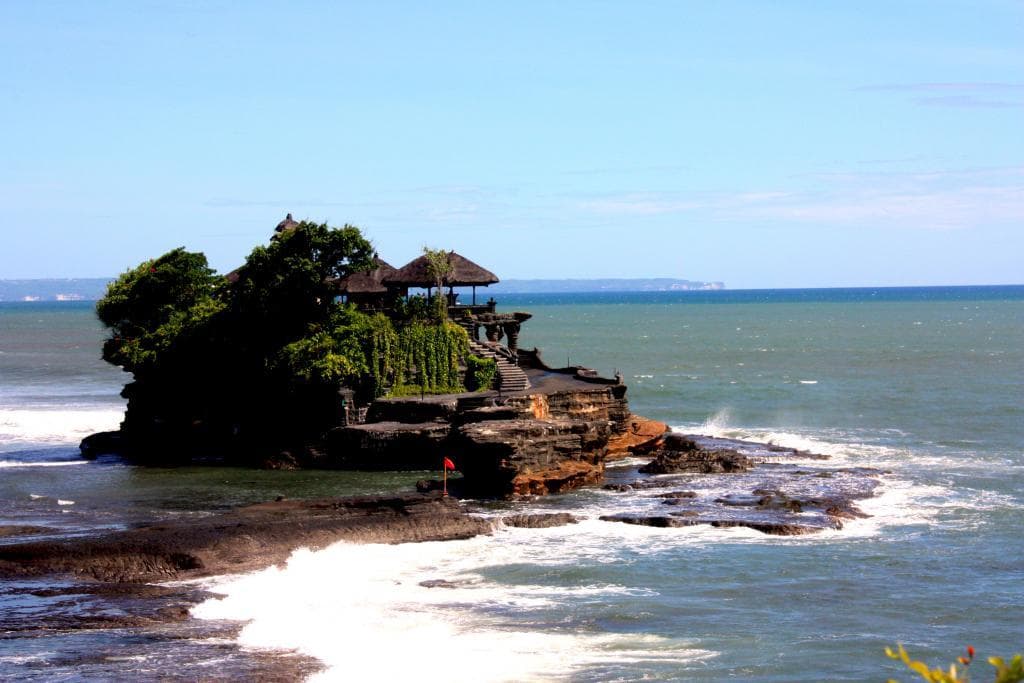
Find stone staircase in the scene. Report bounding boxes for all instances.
[468,338,530,393]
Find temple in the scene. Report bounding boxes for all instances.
[249,213,660,496]
[331,244,536,396]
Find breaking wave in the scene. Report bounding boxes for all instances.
[0,407,123,451]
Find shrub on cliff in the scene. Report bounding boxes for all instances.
[275,306,399,398]
[466,354,497,391]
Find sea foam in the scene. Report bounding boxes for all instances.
[0,407,123,451]
[192,534,714,682]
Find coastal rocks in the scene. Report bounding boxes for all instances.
[0,494,492,584]
[639,434,752,474]
[455,418,610,497]
[597,435,884,535]
[502,513,579,528]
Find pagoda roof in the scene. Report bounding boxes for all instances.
[384,251,499,288]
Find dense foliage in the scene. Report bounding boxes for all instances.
[275,307,399,398]
[97,248,221,376]
[95,221,476,463]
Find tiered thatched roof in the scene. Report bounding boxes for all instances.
[330,256,398,294]
[384,251,499,288]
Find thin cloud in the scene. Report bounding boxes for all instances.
[856,82,1024,109]
[856,82,1024,92]
[575,166,1024,230]
[916,95,1022,108]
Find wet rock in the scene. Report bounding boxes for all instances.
[600,514,822,536]
[639,438,752,475]
[0,494,492,583]
[655,491,699,506]
[502,513,579,528]
[419,579,459,589]
[702,519,822,536]
[0,525,52,538]
[599,514,690,528]
[603,479,676,492]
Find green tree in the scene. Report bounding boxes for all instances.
[97,248,219,375]
[227,221,375,353]
[422,247,452,322]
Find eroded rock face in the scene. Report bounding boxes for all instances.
[503,388,630,433]
[639,435,753,474]
[606,416,670,459]
[455,418,611,497]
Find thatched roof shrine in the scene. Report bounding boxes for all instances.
[330,256,398,294]
[384,251,499,288]
[273,213,299,236]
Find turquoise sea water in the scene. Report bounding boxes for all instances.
[1,288,1022,681]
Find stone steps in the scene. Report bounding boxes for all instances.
[468,339,530,393]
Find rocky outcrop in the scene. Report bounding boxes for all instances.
[0,494,491,583]
[639,434,752,474]
[606,416,670,459]
[321,381,637,498]
[455,418,610,497]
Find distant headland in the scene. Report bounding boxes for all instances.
[0,277,724,301]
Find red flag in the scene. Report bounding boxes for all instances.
[443,457,456,471]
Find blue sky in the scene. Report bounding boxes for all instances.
[2,1,1021,288]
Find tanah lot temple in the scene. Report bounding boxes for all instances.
[266,214,667,497]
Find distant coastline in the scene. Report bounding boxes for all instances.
[0,278,111,302]
[0,277,725,301]
[5,279,1023,303]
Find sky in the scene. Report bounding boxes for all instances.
[2,1,1022,288]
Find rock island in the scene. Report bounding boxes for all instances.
[81,215,667,498]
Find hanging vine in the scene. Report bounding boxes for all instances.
[390,321,469,396]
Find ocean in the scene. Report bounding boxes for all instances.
[1,287,1022,681]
